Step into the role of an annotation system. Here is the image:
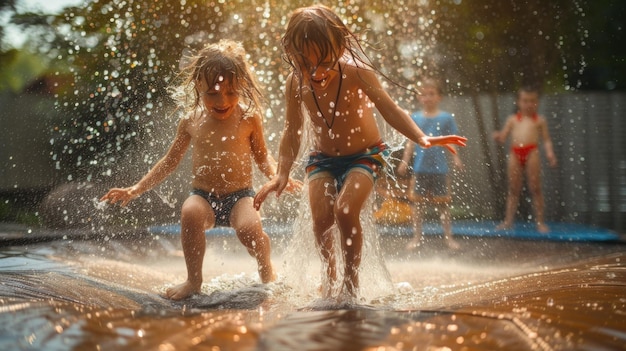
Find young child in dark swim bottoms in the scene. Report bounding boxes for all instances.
[189,188,256,227]
[101,40,301,300]
[493,86,557,233]
[253,5,466,300]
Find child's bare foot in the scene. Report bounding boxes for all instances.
[343,279,359,300]
[164,280,202,300]
[495,221,512,231]
[319,282,333,299]
[259,264,276,284]
[445,237,460,250]
[537,222,550,233]
[318,274,338,298]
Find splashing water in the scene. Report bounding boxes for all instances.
[44,1,457,186]
[1,228,625,350]
[278,180,395,305]
[4,1,624,350]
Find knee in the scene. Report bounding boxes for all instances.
[235,221,266,243]
[181,202,207,224]
[311,209,335,235]
[312,219,334,238]
[235,221,262,239]
[333,201,359,227]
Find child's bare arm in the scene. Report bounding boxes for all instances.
[451,151,464,170]
[358,68,466,151]
[539,117,557,167]
[101,119,191,206]
[254,76,304,209]
[276,76,304,180]
[250,114,303,194]
[424,135,467,154]
[493,116,513,144]
[249,113,277,180]
[358,69,429,147]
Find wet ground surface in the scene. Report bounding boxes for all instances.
[0,223,625,350]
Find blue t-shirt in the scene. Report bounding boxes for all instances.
[411,110,459,174]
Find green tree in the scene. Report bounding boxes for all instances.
[570,0,626,90]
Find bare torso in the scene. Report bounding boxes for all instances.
[182,106,255,195]
[301,63,383,156]
[508,114,544,147]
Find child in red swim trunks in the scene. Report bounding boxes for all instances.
[493,87,557,233]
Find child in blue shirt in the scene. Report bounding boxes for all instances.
[398,78,463,250]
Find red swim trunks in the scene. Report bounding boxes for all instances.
[511,144,538,167]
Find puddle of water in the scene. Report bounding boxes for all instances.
[0,232,624,350]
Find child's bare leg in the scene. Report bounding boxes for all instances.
[254,229,276,283]
[406,200,424,250]
[231,198,276,283]
[334,171,374,298]
[317,226,337,297]
[309,177,338,296]
[497,155,523,230]
[526,153,549,233]
[440,203,459,250]
[165,196,212,300]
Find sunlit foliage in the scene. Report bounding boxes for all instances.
[1,0,598,180]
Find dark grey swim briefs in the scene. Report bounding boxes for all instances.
[190,188,255,226]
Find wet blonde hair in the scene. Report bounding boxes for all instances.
[175,39,264,117]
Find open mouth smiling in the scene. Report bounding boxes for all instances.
[213,106,231,114]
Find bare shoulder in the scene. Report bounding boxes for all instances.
[243,110,264,130]
[503,114,517,126]
[536,114,549,124]
[176,112,195,133]
[345,62,378,86]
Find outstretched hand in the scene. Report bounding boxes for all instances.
[100,187,139,207]
[423,135,467,154]
[254,177,287,210]
[285,177,304,193]
[492,130,505,144]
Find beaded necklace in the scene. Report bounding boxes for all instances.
[310,63,343,134]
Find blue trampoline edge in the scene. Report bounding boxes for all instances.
[376,220,621,242]
[148,220,621,242]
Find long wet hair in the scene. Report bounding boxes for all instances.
[281,5,376,84]
[174,39,264,118]
[281,5,409,97]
